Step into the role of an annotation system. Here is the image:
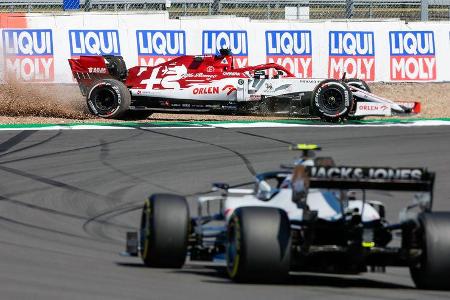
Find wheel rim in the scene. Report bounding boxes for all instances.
[320,87,344,113]
[140,201,152,260]
[226,220,239,277]
[93,88,119,115]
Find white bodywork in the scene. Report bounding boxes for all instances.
[130,74,407,117]
[220,187,380,223]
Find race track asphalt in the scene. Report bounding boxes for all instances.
[0,125,449,300]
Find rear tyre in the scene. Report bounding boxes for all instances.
[410,212,450,290]
[310,79,353,122]
[140,194,189,268]
[87,78,131,118]
[226,207,291,282]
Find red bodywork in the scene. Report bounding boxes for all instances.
[69,54,295,94]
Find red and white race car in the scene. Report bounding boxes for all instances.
[68,49,420,122]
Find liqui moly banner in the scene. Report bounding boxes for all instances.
[136,30,185,66]
[202,30,248,67]
[328,31,375,81]
[389,31,436,81]
[69,29,120,56]
[2,13,450,83]
[2,29,54,82]
[265,30,312,78]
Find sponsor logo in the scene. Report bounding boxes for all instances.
[389,31,435,80]
[265,30,312,78]
[354,102,390,116]
[265,82,273,90]
[193,86,219,94]
[2,29,54,82]
[249,94,262,101]
[359,104,388,111]
[328,31,375,81]
[191,85,236,95]
[222,85,237,95]
[309,166,423,180]
[136,30,186,67]
[87,67,107,73]
[202,30,248,67]
[69,30,120,56]
[223,72,241,76]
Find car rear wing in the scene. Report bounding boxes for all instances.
[305,166,434,192]
[68,55,126,96]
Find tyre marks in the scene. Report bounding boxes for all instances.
[0,130,37,153]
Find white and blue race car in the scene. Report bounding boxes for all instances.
[124,145,450,290]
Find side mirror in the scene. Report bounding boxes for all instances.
[212,182,229,191]
[256,180,272,201]
[413,193,431,210]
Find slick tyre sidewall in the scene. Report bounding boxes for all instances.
[86,79,131,119]
[226,207,291,283]
[410,212,450,290]
[311,79,353,121]
[140,194,190,268]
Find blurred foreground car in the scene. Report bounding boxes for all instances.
[123,145,449,289]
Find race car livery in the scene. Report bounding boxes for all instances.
[68,50,420,122]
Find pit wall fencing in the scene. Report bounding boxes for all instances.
[0,12,449,83]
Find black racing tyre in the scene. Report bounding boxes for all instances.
[226,207,291,282]
[123,111,153,120]
[310,79,353,122]
[87,79,131,118]
[140,194,189,268]
[410,212,450,290]
[345,78,371,120]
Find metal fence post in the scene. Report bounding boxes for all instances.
[346,0,354,18]
[212,0,220,15]
[85,0,92,11]
[421,0,429,21]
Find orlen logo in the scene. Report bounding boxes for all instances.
[69,30,120,56]
[202,30,248,67]
[389,31,435,80]
[265,31,312,78]
[2,29,54,82]
[328,31,375,81]
[136,30,185,67]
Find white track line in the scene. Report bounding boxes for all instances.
[0,120,449,130]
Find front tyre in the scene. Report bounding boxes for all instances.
[410,212,450,290]
[140,194,190,268]
[226,207,291,282]
[87,78,131,118]
[311,79,353,122]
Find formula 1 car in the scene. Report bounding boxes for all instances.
[123,145,450,289]
[68,50,420,122]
